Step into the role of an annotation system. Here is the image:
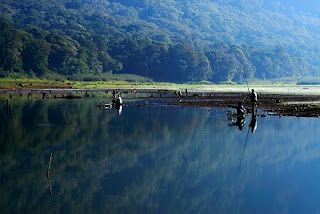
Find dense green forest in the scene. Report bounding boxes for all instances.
[0,0,319,82]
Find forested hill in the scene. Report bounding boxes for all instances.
[1,0,320,82]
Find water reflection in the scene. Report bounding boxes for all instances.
[249,114,257,133]
[117,105,123,115]
[229,116,246,131]
[1,98,320,213]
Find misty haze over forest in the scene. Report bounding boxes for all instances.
[1,0,320,82]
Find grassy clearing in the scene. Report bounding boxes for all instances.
[0,78,71,89]
[0,72,152,89]
[1,77,320,95]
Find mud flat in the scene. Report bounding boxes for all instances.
[163,93,320,118]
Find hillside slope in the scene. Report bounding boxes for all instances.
[0,0,319,82]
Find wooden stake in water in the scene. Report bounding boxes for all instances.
[6,99,10,116]
[47,153,53,195]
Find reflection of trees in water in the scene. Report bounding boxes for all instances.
[0,99,320,213]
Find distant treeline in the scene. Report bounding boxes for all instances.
[0,0,318,82]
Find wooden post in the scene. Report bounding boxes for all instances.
[47,153,53,195]
[6,99,11,116]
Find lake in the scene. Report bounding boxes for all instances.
[1,97,320,214]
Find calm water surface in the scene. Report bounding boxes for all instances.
[1,98,320,214]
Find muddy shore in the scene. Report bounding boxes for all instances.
[164,93,320,118]
[1,88,320,118]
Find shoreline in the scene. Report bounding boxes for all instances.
[1,87,320,118]
[1,84,320,94]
